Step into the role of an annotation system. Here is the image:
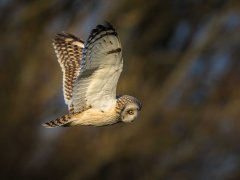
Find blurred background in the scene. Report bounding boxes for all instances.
[1,0,240,179]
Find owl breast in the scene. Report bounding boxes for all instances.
[69,106,119,126]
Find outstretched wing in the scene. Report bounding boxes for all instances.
[53,33,84,111]
[72,23,123,112]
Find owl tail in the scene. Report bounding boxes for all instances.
[42,114,73,128]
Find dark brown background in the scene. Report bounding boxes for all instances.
[1,0,240,179]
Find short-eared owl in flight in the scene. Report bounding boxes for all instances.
[43,23,142,128]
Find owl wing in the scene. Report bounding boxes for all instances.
[72,23,123,112]
[53,33,84,111]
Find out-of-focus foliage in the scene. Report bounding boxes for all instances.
[1,0,240,179]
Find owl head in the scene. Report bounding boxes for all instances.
[119,96,142,123]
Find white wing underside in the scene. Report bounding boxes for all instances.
[72,25,123,112]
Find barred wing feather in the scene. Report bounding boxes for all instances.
[53,33,84,111]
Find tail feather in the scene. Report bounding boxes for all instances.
[42,114,72,128]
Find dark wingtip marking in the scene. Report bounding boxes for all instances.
[87,22,117,44]
[107,48,121,54]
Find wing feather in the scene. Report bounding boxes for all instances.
[72,23,123,112]
[53,33,84,111]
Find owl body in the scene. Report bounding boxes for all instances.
[69,106,118,126]
[43,23,142,128]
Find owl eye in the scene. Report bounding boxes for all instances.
[127,110,134,115]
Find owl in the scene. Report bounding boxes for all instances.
[43,23,142,128]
